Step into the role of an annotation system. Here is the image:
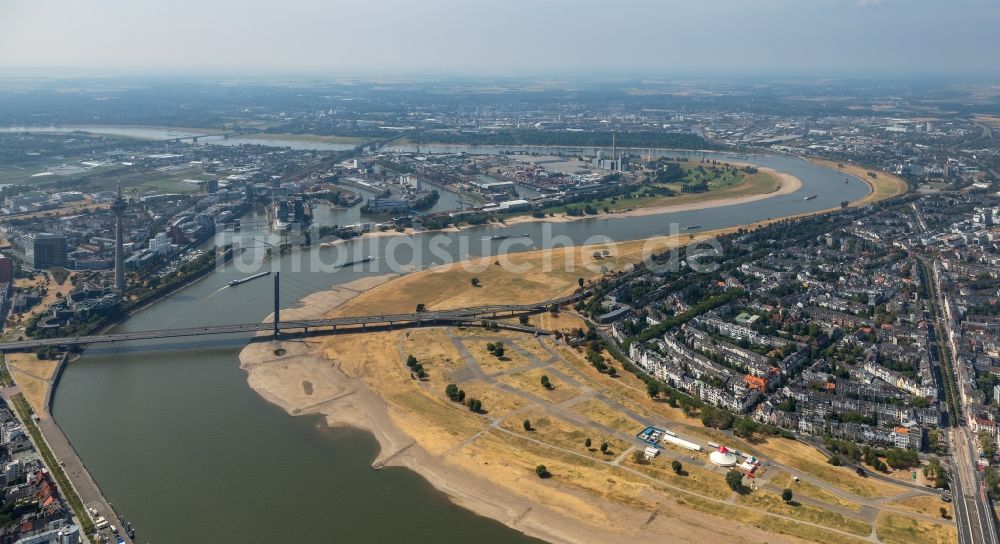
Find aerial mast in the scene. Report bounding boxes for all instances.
[111,177,128,293]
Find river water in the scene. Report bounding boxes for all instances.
[49,136,868,543]
[1,125,358,151]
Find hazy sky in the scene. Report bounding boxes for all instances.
[1,0,998,77]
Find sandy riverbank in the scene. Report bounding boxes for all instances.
[238,269,800,544]
[806,157,908,205]
[503,166,800,226]
[318,166,800,246]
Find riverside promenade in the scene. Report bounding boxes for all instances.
[0,382,134,544]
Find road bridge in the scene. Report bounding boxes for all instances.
[0,272,583,352]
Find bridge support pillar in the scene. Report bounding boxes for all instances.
[273,272,280,339]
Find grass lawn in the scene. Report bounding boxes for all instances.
[770,470,864,512]
[889,495,953,519]
[530,167,780,217]
[114,166,209,194]
[496,367,581,404]
[622,454,733,500]
[6,353,60,417]
[876,512,957,544]
[329,230,736,318]
[676,492,870,544]
[568,398,644,434]
[735,488,872,536]
[498,409,631,462]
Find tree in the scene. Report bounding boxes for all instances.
[457,389,466,402]
[466,398,482,413]
[549,303,560,315]
[781,488,793,503]
[578,277,585,288]
[885,448,920,470]
[471,277,480,287]
[980,431,998,460]
[406,355,418,367]
[535,465,551,478]
[584,438,592,449]
[415,303,426,313]
[445,383,459,401]
[671,460,682,474]
[841,200,849,209]
[493,342,506,358]
[523,419,532,431]
[733,418,759,440]
[540,375,552,389]
[519,315,529,325]
[646,381,660,399]
[487,343,496,352]
[600,442,609,454]
[940,507,949,519]
[726,470,744,493]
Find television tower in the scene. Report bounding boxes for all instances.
[111,177,127,292]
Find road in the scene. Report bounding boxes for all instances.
[0,294,586,352]
[0,386,133,544]
[950,426,999,544]
[928,257,1000,544]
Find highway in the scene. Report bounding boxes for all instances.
[950,426,1000,544]
[927,257,1000,544]
[0,295,583,352]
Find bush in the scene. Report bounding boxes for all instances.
[632,450,649,465]
[535,465,551,479]
[726,470,744,493]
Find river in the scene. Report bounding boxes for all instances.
[0,125,359,151]
[51,144,868,543]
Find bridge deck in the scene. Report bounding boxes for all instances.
[0,295,582,352]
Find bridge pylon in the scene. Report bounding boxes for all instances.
[273,271,280,339]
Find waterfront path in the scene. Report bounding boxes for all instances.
[0,386,134,544]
